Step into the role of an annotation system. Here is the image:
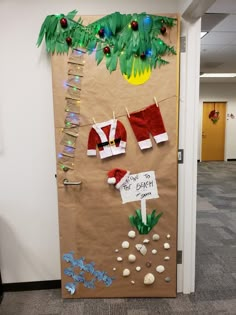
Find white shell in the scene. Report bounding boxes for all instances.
[164,256,170,261]
[122,241,130,249]
[152,249,157,255]
[113,267,116,271]
[128,254,136,263]
[156,265,165,273]
[144,273,155,285]
[131,280,135,285]
[164,242,170,249]
[135,244,143,251]
[166,234,171,239]
[117,257,123,262]
[140,245,147,256]
[143,239,150,244]
[128,230,136,239]
[152,234,160,241]
[115,249,119,253]
[135,244,147,255]
[136,266,141,272]
[123,268,130,277]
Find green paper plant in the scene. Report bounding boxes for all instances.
[37,11,176,77]
[129,209,163,235]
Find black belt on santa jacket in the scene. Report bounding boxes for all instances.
[97,138,121,148]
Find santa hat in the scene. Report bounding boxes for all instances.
[107,168,130,189]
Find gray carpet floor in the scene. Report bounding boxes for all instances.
[1,161,236,314]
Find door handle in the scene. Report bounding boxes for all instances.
[63,179,82,186]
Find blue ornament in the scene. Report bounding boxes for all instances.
[144,15,152,26]
[146,49,152,57]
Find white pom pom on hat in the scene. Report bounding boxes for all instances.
[107,177,116,184]
[107,168,130,189]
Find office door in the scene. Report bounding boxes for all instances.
[50,14,180,298]
[202,102,226,161]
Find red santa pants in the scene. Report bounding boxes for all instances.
[128,104,168,150]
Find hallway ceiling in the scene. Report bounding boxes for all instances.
[200,0,236,83]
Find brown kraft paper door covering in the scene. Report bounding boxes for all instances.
[51,14,180,298]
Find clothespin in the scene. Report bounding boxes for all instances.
[92,117,96,124]
[113,111,116,119]
[154,96,159,107]
[125,107,130,118]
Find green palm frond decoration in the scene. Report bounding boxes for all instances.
[37,11,177,75]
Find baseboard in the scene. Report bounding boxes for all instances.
[227,159,236,161]
[2,280,61,292]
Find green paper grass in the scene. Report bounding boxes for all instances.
[129,209,163,235]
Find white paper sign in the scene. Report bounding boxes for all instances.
[119,171,159,204]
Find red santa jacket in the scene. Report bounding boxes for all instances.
[87,119,127,159]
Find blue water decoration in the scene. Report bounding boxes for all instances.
[92,270,105,281]
[83,262,95,273]
[72,256,85,269]
[64,267,75,277]
[62,252,114,294]
[65,282,76,295]
[84,278,96,289]
[102,274,114,287]
[63,252,74,263]
[72,272,85,283]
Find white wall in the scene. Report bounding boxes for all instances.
[0,0,186,284]
[199,83,236,160]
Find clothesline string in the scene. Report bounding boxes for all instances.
[62,94,177,129]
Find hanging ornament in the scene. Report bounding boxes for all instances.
[62,166,69,172]
[140,52,146,60]
[160,26,167,35]
[131,20,139,31]
[143,15,153,33]
[66,37,72,45]
[103,46,111,55]
[60,17,68,28]
[98,28,105,38]
[143,15,152,26]
[145,49,152,57]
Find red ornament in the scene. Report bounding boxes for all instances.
[131,20,138,31]
[98,28,105,38]
[160,26,167,35]
[103,46,111,55]
[140,52,146,60]
[60,17,68,28]
[66,37,72,46]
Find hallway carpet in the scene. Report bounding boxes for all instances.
[1,162,236,314]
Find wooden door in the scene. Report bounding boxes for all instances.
[51,14,179,298]
[202,102,226,161]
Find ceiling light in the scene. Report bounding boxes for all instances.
[200,31,207,39]
[200,73,236,78]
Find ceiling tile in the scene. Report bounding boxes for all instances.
[213,14,236,31]
[201,13,228,32]
[201,31,236,45]
[207,0,236,14]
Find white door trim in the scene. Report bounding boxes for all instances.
[177,18,201,293]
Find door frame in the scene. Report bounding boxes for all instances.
[200,101,227,162]
[177,18,201,294]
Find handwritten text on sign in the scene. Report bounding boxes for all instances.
[120,171,159,204]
